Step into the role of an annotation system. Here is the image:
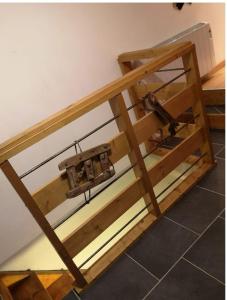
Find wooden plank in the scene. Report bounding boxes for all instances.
[208,114,225,129]
[201,60,225,84]
[0,280,13,300]
[63,127,203,258]
[203,88,225,106]
[9,272,52,300]
[148,127,204,185]
[134,82,186,100]
[63,178,145,258]
[0,161,87,288]
[82,161,213,285]
[47,273,74,300]
[0,42,192,165]
[159,163,214,213]
[182,45,215,164]
[118,42,189,62]
[33,85,196,216]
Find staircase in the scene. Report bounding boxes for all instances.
[0,271,74,300]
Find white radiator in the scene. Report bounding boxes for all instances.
[156,22,216,77]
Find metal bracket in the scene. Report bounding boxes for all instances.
[59,143,115,199]
[142,92,179,136]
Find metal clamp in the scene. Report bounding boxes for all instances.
[142,92,179,136]
[59,143,115,199]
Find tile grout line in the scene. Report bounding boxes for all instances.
[125,253,160,282]
[182,257,225,286]
[212,142,225,146]
[164,216,200,236]
[196,185,225,197]
[141,208,225,300]
[215,156,225,160]
[214,145,225,157]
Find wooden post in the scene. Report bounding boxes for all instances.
[118,61,152,154]
[182,45,215,164]
[110,93,160,216]
[0,160,87,288]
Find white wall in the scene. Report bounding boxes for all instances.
[0,3,224,265]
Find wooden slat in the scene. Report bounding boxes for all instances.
[82,161,212,285]
[203,88,225,106]
[134,82,186,100]
[47,273,74,300]
[33,85,196,215]
[208,114,225,129]
[0,42,192,165]
[148,127,204,185]
[0,161,87,288]
[118,42,189,62]
[63,127,203,258]
[9,272,52,300]
[63,178,145,258]
[182,45,215,164]
[0,280,13,300]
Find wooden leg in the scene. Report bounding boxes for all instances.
[0,160,86,288]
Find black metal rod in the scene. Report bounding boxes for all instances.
[78,153,206,269]
[155,67,185,72]
[20,68,190,179]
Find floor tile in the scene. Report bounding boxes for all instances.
[220,210,225,219]
[210,129,225,145]
[146,259,224,300]
[198,158,225,195]
[127,218,196,279]
[80,255,157,300]
[212,143,224,156]
[166,186,225,233]
[216,147,225,159]
[185,218,225,283]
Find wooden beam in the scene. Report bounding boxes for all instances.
[203,88,225,106]
[0,161,86,288]
[182,45,215,164]
[208,114,225,129]
[118,42,189,62]
[0,42,192,165]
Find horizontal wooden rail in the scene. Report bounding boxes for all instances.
[203,88,225,106]
[0,42,192,165]
[62,126,203,258]
[118,42,188,62]
[33,84,196,215]
[134,82,186,100]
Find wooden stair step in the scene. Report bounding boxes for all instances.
[47,273,74,300]
[9,271,52,300]
[0,273,30,288]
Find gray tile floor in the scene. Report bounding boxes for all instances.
[65,129,225,300]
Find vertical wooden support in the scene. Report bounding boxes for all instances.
[0,160,87,288]
[110,93,160,216]
[182,45,215,164]
[118,61,151,153]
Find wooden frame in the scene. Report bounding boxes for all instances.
[0,42,215,290]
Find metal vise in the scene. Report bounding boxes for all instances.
[58,143,115,199]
